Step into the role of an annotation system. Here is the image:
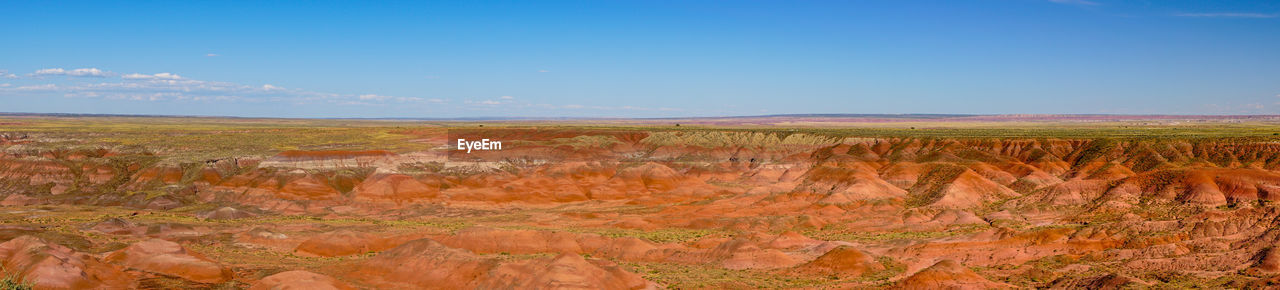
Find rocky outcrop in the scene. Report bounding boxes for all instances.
[104,239,233,284]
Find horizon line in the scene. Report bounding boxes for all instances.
[4,111,1280,122]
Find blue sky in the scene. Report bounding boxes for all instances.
[2,0,1279,118]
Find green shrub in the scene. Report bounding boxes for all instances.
[0,271,32,290]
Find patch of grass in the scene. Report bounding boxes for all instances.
[707,181,751,189]
[591,228,723,244]
[184,239,372,277]
[905,164,968,207]
[482,252,556,262]
[1027,254,1080,272]
[488,222,725,244]
[1137,271,1252,288]
[397,161,444,174]
[0,117,437,163]
[869,256,907,282]
[0,270,33,290]
[640,131,840,148]
[806,224,989,242]
[623,262,835,289]
[1073,138,1118,167]
[549,135,621,149]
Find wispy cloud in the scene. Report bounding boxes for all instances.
[1174,12,1278,18]
[205,53,220,57]
[69,68,111,77]
[469,96,518,106]
[33,68,113,77]
[122,72,182,80]
[1,67,445,106]
[33,68,65,75]
[1048,0,1098,6]
[358,94,427,103]
[463,95,680,113]
[4,67,672,115]
[12,84,58,91]
[537,70,550,73]
[358,94,392,101]
[0,70,15,79]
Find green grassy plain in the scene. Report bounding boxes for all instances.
[5,115,1280,164]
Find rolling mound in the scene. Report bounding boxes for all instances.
[8,122,1280,288]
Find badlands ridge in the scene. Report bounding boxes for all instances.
[2,116,1280,288]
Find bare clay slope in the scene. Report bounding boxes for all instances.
[7,126,1280,288]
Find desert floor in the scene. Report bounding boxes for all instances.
[3,115,1280,288]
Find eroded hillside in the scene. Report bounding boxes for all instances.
[4,117,1280,288]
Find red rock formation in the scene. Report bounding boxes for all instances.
[353,174,439,204]
[480,253,652,289]
[0,236,133,289]
[896,259,1012,289]
[796,245,885,277]
[104,239,233,284]
[293,230,420,257]
[250,270,353,290]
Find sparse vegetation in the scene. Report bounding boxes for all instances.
[0,270,33,290]
[806,224,990,242]
[624,262,834,288]
[4,116,1280,288]
[640,131,841,148]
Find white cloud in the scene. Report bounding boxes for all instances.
[33,67,112,77]
[5,67,639,113]
[14,84,58,90]
[356,94,430,103]
[68,68,110,77]
[358,94,393,101]
[122,72,182,80]
[1174,12,1278,18]
[469,96,517,106]
[537,70,550,73]
[1048,0,1098,5]
[0,67,444,106]
[34,68,65,75]
[206,53,220,57]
